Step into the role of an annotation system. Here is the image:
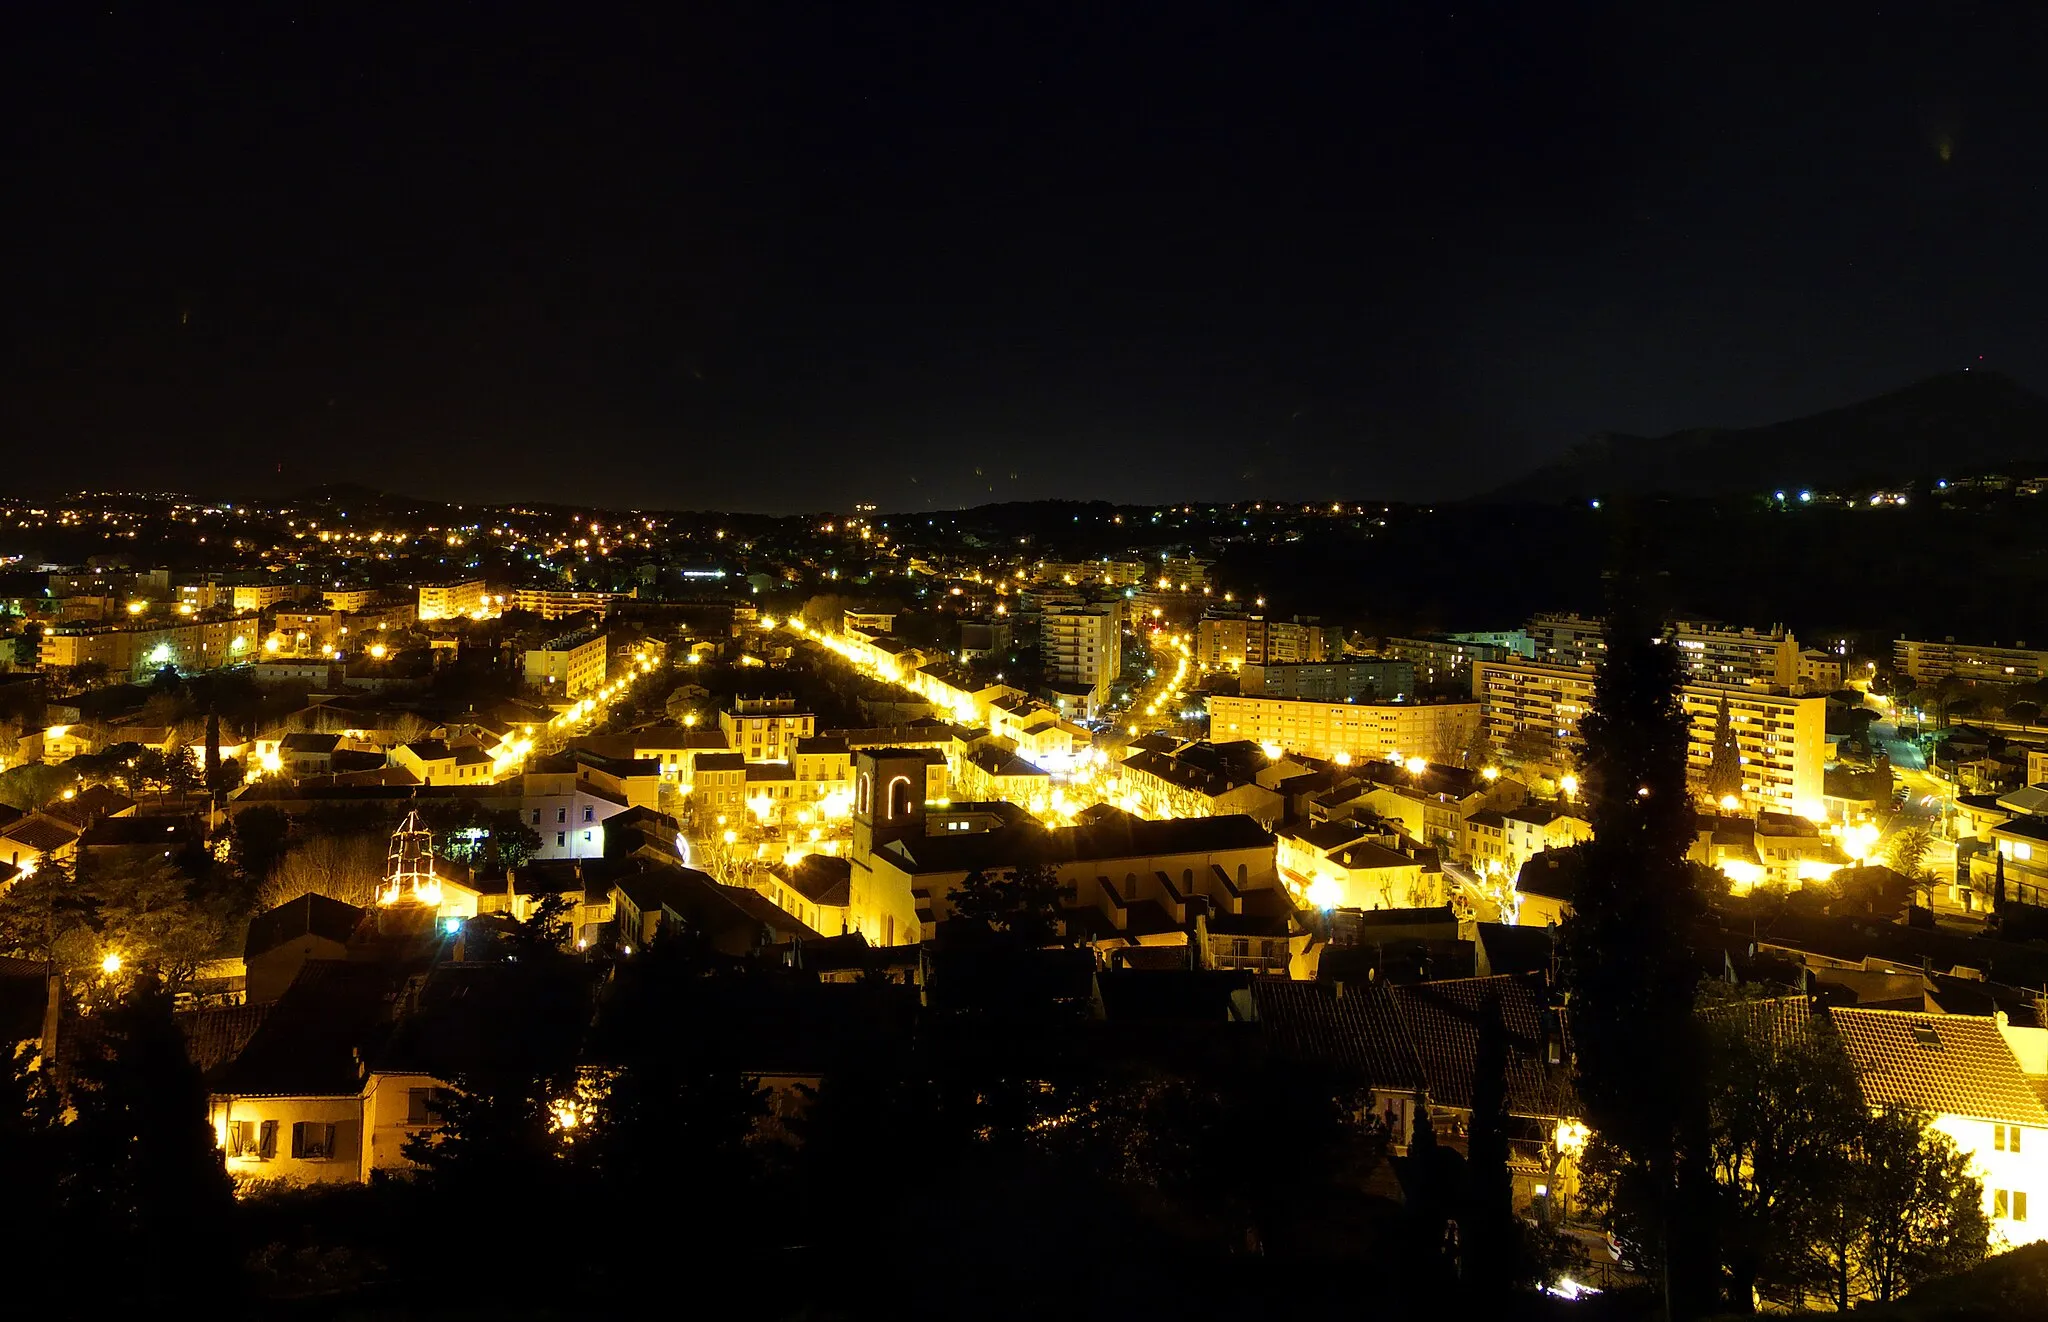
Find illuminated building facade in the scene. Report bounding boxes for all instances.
[1206,693,1480,763]
[1195,616,1337,673]
[508,586,631,619]
[1895,636,2048,686]
[523,629,608,698]
[417,579,489,621]
[719,695,816,762]
[39,614,257,677]
[1041,605,1122,709]
[1473,659,1827,816]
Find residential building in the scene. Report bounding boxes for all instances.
[1830,1008,2048,1251]
[39,614,259,678]
[1116,740,1287,828]
[1240,659,1414,701]
[1526,613,1607,670]
[388,739,495,787]
[1206,693,1481,764]
[232,582,307,613]
[1465,804,1592,884]
[523,629,608,698]
[719,695,816,762]
[1276,820,1442,910]
[1378,637,1511,689]
[322,587,380,611]
[1473,659,1828,816]
[1896,637,2048,686]
[1042,605,1122,710]
[508,586,630,619]
[1032,560,1146,588]
[1798,649,1846,693]
[417,580,490,621]
[1195,616,1336,673]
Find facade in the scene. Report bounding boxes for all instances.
[508,586,630,619]
[1895,637,2048,686]
[417,579,489,621]
[1526,613,1607,670]
[719,696,817,762]
[232,582,306,612]
[39,614,258,677]
[1206,693,1480,764]
[523,629,608,698]
[1042,605,1122,706]
[1473,659,1828,816]
[1195,616,1336,673]
[1830,1008,2048,1252]
[1797,649,1846,693]
[1378,637,1511,689]
[1240,659,1414,701]
[322,587,380,611]
[1032,560,1146,587]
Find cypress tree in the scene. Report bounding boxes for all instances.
[1463,994,1519,1298]
[203,708,222,793]
[1706,694,1742,805]
[1558,537,1716,1315]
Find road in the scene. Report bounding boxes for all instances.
[1105,628,1192,739]
[1443,860,1509,923]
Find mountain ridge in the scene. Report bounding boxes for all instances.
[1482,371,2048,503]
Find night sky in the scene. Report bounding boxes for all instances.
[6,3,2046,512]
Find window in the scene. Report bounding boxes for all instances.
[531,809,541,825]
[556,832,566,847]
[292,1121,337,1160]
[557,807,567,824]
[1996,1189,2009,1218]
[583,806,594,822]
[2019,1191,2031,1222]
[227,1119,259,1157]
[408,1087,453,1125]
[583,831,592,843]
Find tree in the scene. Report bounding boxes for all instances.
[260,831,388,910]
[1462,995,1522,1298]
[202,709,222,793]
[1707,694,1743,804]
[1855,1106,1990,1304]
[1557,543,1714,1315]
[0,858,100,969]
[948,863,1073,948]
[2007,699,2041,728]
[86,852,223,985]
[62,975,236,1301]
[0,762,76,811]
[1702,1004,1865,1310]
[230,805,293,884]
[1886,826,1933,882]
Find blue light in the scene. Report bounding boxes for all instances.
[440,917,462,935]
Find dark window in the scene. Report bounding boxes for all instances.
[291,1121,337,1159]
[556,808,567,824]
[407,1087,452,1125]
[583,806,594,822]
[556,832,566,847]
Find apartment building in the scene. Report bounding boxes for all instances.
[1042,605,1122,709]
[508,586,630,620]
[1032,559,1146,587]
[1528,612,1801,688]
[1895,637,2048,686]
[417,580,490,621]
[1378,637,1514,689]
[40,615,259,677]
[718,695,816,762]
[322,587,381,612]
[1473,659,1827,815]
[1240,659,1414,702]
[1526,613,1607,670]
[1206,693,1480,763]
[1195,616,1337,673]
[522,629,608,698]
[232,582,308,613]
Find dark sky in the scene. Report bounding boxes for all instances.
[6,2,2046,512]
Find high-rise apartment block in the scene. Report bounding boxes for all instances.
[1473,659,1826,815]
[1196,616,1337,673]
[1895,637,2048,686]
[1042,605,1122,708]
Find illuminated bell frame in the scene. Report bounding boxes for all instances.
[379,808,444,908]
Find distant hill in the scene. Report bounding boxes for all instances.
[1484,371,2048,503]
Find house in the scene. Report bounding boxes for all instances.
[1512,850,1579,928]
[389,739,494,787]
[243,894,366,1004]
[762,853,853,937]
[277,731,343,777]
[0,814,83,874]
[610,863,820,953]
[1829,1007,2048,1249]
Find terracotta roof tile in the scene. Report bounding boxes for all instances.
[1828,1007,2048,1127]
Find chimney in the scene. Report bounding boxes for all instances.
[1332,980,1344,1001]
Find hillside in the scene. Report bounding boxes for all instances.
[1486,371,2048,503]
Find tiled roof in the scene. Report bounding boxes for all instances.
[2,815,82,854]
[1389,975,1561,1113]
[245,893,365,959]
[1828,1008,2048,1127]
[1245,977,1421,1088]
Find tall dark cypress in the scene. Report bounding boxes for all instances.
[203,708,222,792]
[1558,535,1716,1314]
[1706,693,1742,804]
[1462,994,1518,1298]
